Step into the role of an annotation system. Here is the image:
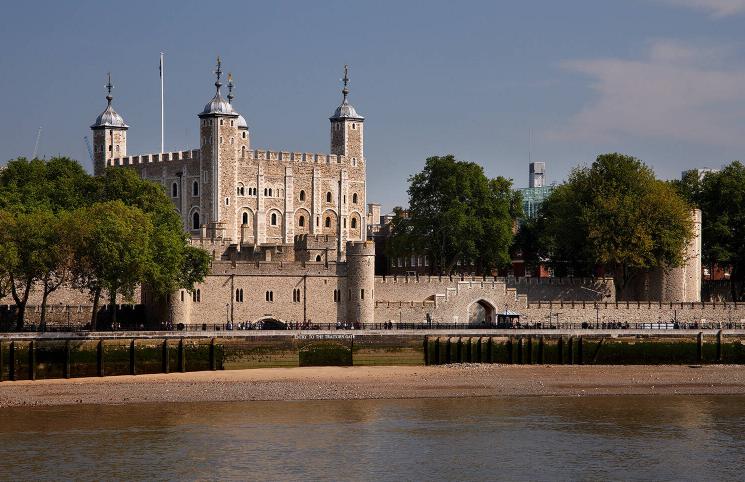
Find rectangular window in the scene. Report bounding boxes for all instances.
[361,289,364,300]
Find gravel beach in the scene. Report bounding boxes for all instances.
[2,365,745,407]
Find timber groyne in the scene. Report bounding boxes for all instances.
[1,330,744,381]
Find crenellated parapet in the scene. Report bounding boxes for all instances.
[107,149,201,167]
[250,149,360,166]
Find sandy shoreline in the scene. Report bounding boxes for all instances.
[1,364,745,407]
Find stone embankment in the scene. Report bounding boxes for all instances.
[1,330,745,382]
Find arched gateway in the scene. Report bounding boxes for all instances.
[468,299,496,326]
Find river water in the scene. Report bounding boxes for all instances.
[1,395,744,480]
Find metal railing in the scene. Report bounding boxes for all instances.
[5,319,745,333]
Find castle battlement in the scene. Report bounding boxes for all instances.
[527,300,745,310]
[346,240,375,256]
[210,259,345,276]
[507,276,614,286]
[376,274,501,285]
[108,149,201,167]
[250,149,357,165]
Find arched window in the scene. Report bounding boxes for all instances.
[265,291,274,302]
[192,211,200,230]
[352,193,358,204]
[237,183,245,196]
[241,146,246,158]
[325,216,331,228]
[326,192,332,203]
[264,188,268,196]
[192,181,199,196]
[268,188,273,197]
[316,254,322,262]
[172,182,178,198]
[299,190,305,201]
[242,212,249,225]
[351,218,357,229]
[298,215,305,227]
[235,288,244,302]
[271,213,277,226]
[292,288,301,303]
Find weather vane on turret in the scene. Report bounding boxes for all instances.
[106,72,113,105]
[227,73,234,104]
[214,56,222,93]
[341,64,349,103]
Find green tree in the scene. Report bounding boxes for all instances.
[671,169,706,207]
[390,155,520,275]
[0,157,210,330]
[0,157,93,213]
[537,153,693,294]
[0,209,69,330]
[0,157,94,329]
[696,161,745,300]
[71,201,154,329]
[94,168,210,310]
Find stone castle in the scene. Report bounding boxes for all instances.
[92,60,376,327]
[7,58,718,330]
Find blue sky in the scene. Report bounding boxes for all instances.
[1,0,744,211]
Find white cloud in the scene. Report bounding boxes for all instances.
[550,40,745,148]
[657,0,745,17]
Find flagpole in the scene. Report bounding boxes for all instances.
[160,52,164,154]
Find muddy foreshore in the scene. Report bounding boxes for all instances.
[1,364,745,408]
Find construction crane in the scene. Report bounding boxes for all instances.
[83,136,94,162]
[31,126,42,159]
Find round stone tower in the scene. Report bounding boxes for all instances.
[346,240,375,324]
[168,290,192,327]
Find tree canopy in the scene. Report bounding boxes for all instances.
[388,155,521,275]
[0,157,210,330]
[533,153,693,293]
[675,161,745,300]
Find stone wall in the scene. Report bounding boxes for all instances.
[505,277,615,302]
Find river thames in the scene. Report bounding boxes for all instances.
[1,395,744,480]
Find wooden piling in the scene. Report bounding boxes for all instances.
[568,337,574,365]
[578,337,584,365]
[716,330,722,363]
[64,340,71,379]
[29,340,36,381]
[507,337,514,364]
[162,339,169,374]
[179,338,186,372]
[209,338,216,371]
[526,337,533,365]
[0,340,3,382]
[96,340,104,377]
[697,332,703,363]
[9,341,16,381]
[129,339,136,375]
[517,338,524,364]
[557,337,564,365]
[538,337,544,364]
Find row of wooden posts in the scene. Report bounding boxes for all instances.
[424,333,717,365]
[0,338,219,382]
